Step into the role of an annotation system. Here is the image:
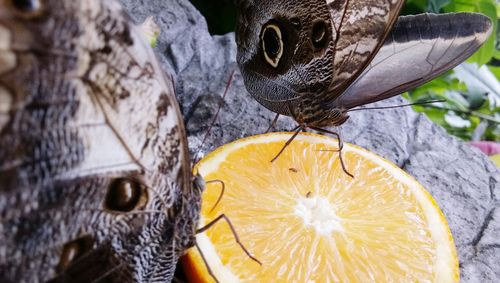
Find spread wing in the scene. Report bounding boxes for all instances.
[0,1,192,282]
[326,0,404,98]
[332,13,493,110]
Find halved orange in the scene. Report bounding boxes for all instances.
[183,132,458,282]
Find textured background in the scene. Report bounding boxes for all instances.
[121,0,500,281]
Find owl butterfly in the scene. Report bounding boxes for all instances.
[0,0,227,282]
[235,0,493,175]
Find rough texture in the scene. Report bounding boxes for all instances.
[121,0,500,281]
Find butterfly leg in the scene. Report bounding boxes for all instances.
[197,214,262,266]
[195,242,220,283]
[265,113,280,133]
[205,179,225,213]
[195,69,236,160]
[270,125,303,162]
[309,126,354,178]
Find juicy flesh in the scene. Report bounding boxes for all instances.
[196,137,448,282]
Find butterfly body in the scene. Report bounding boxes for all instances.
[235,0,492,128]
[0,0,201,281]
[287,96,348,127]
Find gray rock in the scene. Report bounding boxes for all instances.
[121,0,500,281]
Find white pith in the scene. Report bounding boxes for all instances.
[294,195,343,235]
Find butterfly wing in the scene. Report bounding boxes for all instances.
[332,13,493,110]
[325,0,404,98]
[0,1,192,282]
[234,0,404,117]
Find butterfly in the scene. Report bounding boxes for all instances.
[235,0,493,175]
[0,0,205,281]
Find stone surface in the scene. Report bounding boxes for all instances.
[121,0,500,281]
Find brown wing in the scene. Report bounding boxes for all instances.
[0,1,192,282]
[333,13,493,109]
[326,0,404,99]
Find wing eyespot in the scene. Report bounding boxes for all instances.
[311,20,329,49]
[7,0,44,19]
[104,178,148,212]
[57,236,94,272]
[260,23,284,68]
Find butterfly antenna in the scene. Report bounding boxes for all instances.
[330,1,349,70]
[347,99,445,112]
[206,179,225,213]
[265,113,280,133]
[270,125,303,163]
[195,242,220,283]
[194,69,236,161]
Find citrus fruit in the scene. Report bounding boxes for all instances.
[183,132,459,282]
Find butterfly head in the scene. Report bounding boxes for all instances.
[193,172,206,194]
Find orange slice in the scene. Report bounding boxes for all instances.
[183,132,459,282]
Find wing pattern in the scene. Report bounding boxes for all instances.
[0,0,195,282]
[325,0,404,98]
[334,13,493,109]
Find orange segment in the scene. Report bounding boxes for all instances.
[184,132,458,282]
